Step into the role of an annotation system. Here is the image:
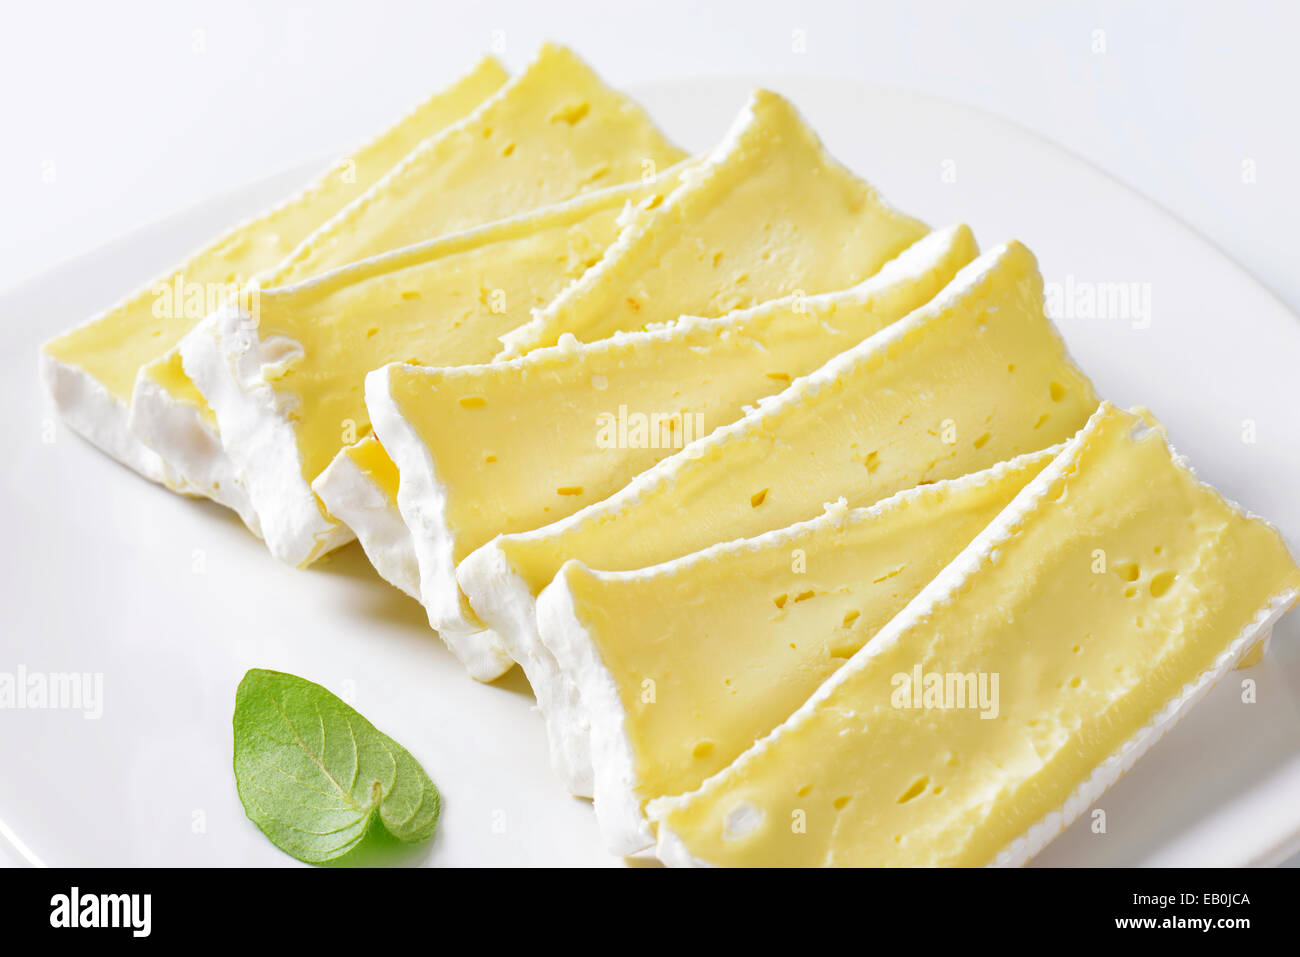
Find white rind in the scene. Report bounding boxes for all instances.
[647,404,1300,866]
[537,447,1062,855]
[40,352,168,485]
[365,365,514,682]
[459,541,594,795]
[128,373,262,534]
[312,451,420,600]
[181,306,352,567]
[536,564,650,852]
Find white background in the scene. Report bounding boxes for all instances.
[3,0,1299,867]
[4,0,1299,314]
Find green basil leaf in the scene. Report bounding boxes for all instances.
[233,669,440,864]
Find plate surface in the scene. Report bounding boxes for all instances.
[3,76,1299,867]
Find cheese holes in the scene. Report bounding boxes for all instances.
[1149,570,1177,598]
[549,101,591,125]
[897,777,929,804]
[750,488,769,507]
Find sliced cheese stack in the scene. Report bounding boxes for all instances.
[373,227,971,653]
[535,447,1059,853]
[647,404,1300,866]
[139,44,687,525]
[185,171,684,567]
[497,89,926,358]
[200,85,926,569]
[371,225,974,782]
[458,240,1097,791]
[39,55,508,505]
[344,226,971,604]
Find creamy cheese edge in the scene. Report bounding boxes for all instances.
[537,446,1062,855]
[129,359,262,533]
[366,365,516,682]
[455,225,977,796]
[40,56,509,484]
[383,87,932,657]
[470,239,1097,797]
[647,404,1300,866]
[159,44,687,542]
[312,434,419,600]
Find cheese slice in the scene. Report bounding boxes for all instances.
[536,447,1059,853]
[461,240,1098,795]
[39,55,508,499]
[496,88,929,358]
[648,403,1300,867]
[185,167,686,571]
[374,225,975,788]
[132,43,687,525]
[312,434,418,599]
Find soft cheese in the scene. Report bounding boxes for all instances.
[464,240,1098,795]
[186,168,686,570]
[648,403,1300,867]
[313,434,418,599]
[497,88,928,358]
[378,226,974,790]
[139,44,687,525]
[536,447,1059,853]
[366,88,929,684]
[39,55,508,501]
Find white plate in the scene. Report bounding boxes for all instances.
[4,76,1300,868]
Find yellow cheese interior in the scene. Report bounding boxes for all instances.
[561,447,1056,812]
[499,89,929,357]
[496,241,1098,602]
[41,56,509,403]
[141,44,687,422]
[386,226,977,568]
[266,44,687,287]
[262,173,683,488]
[652,404,1300,866]
[339,434,400,504]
